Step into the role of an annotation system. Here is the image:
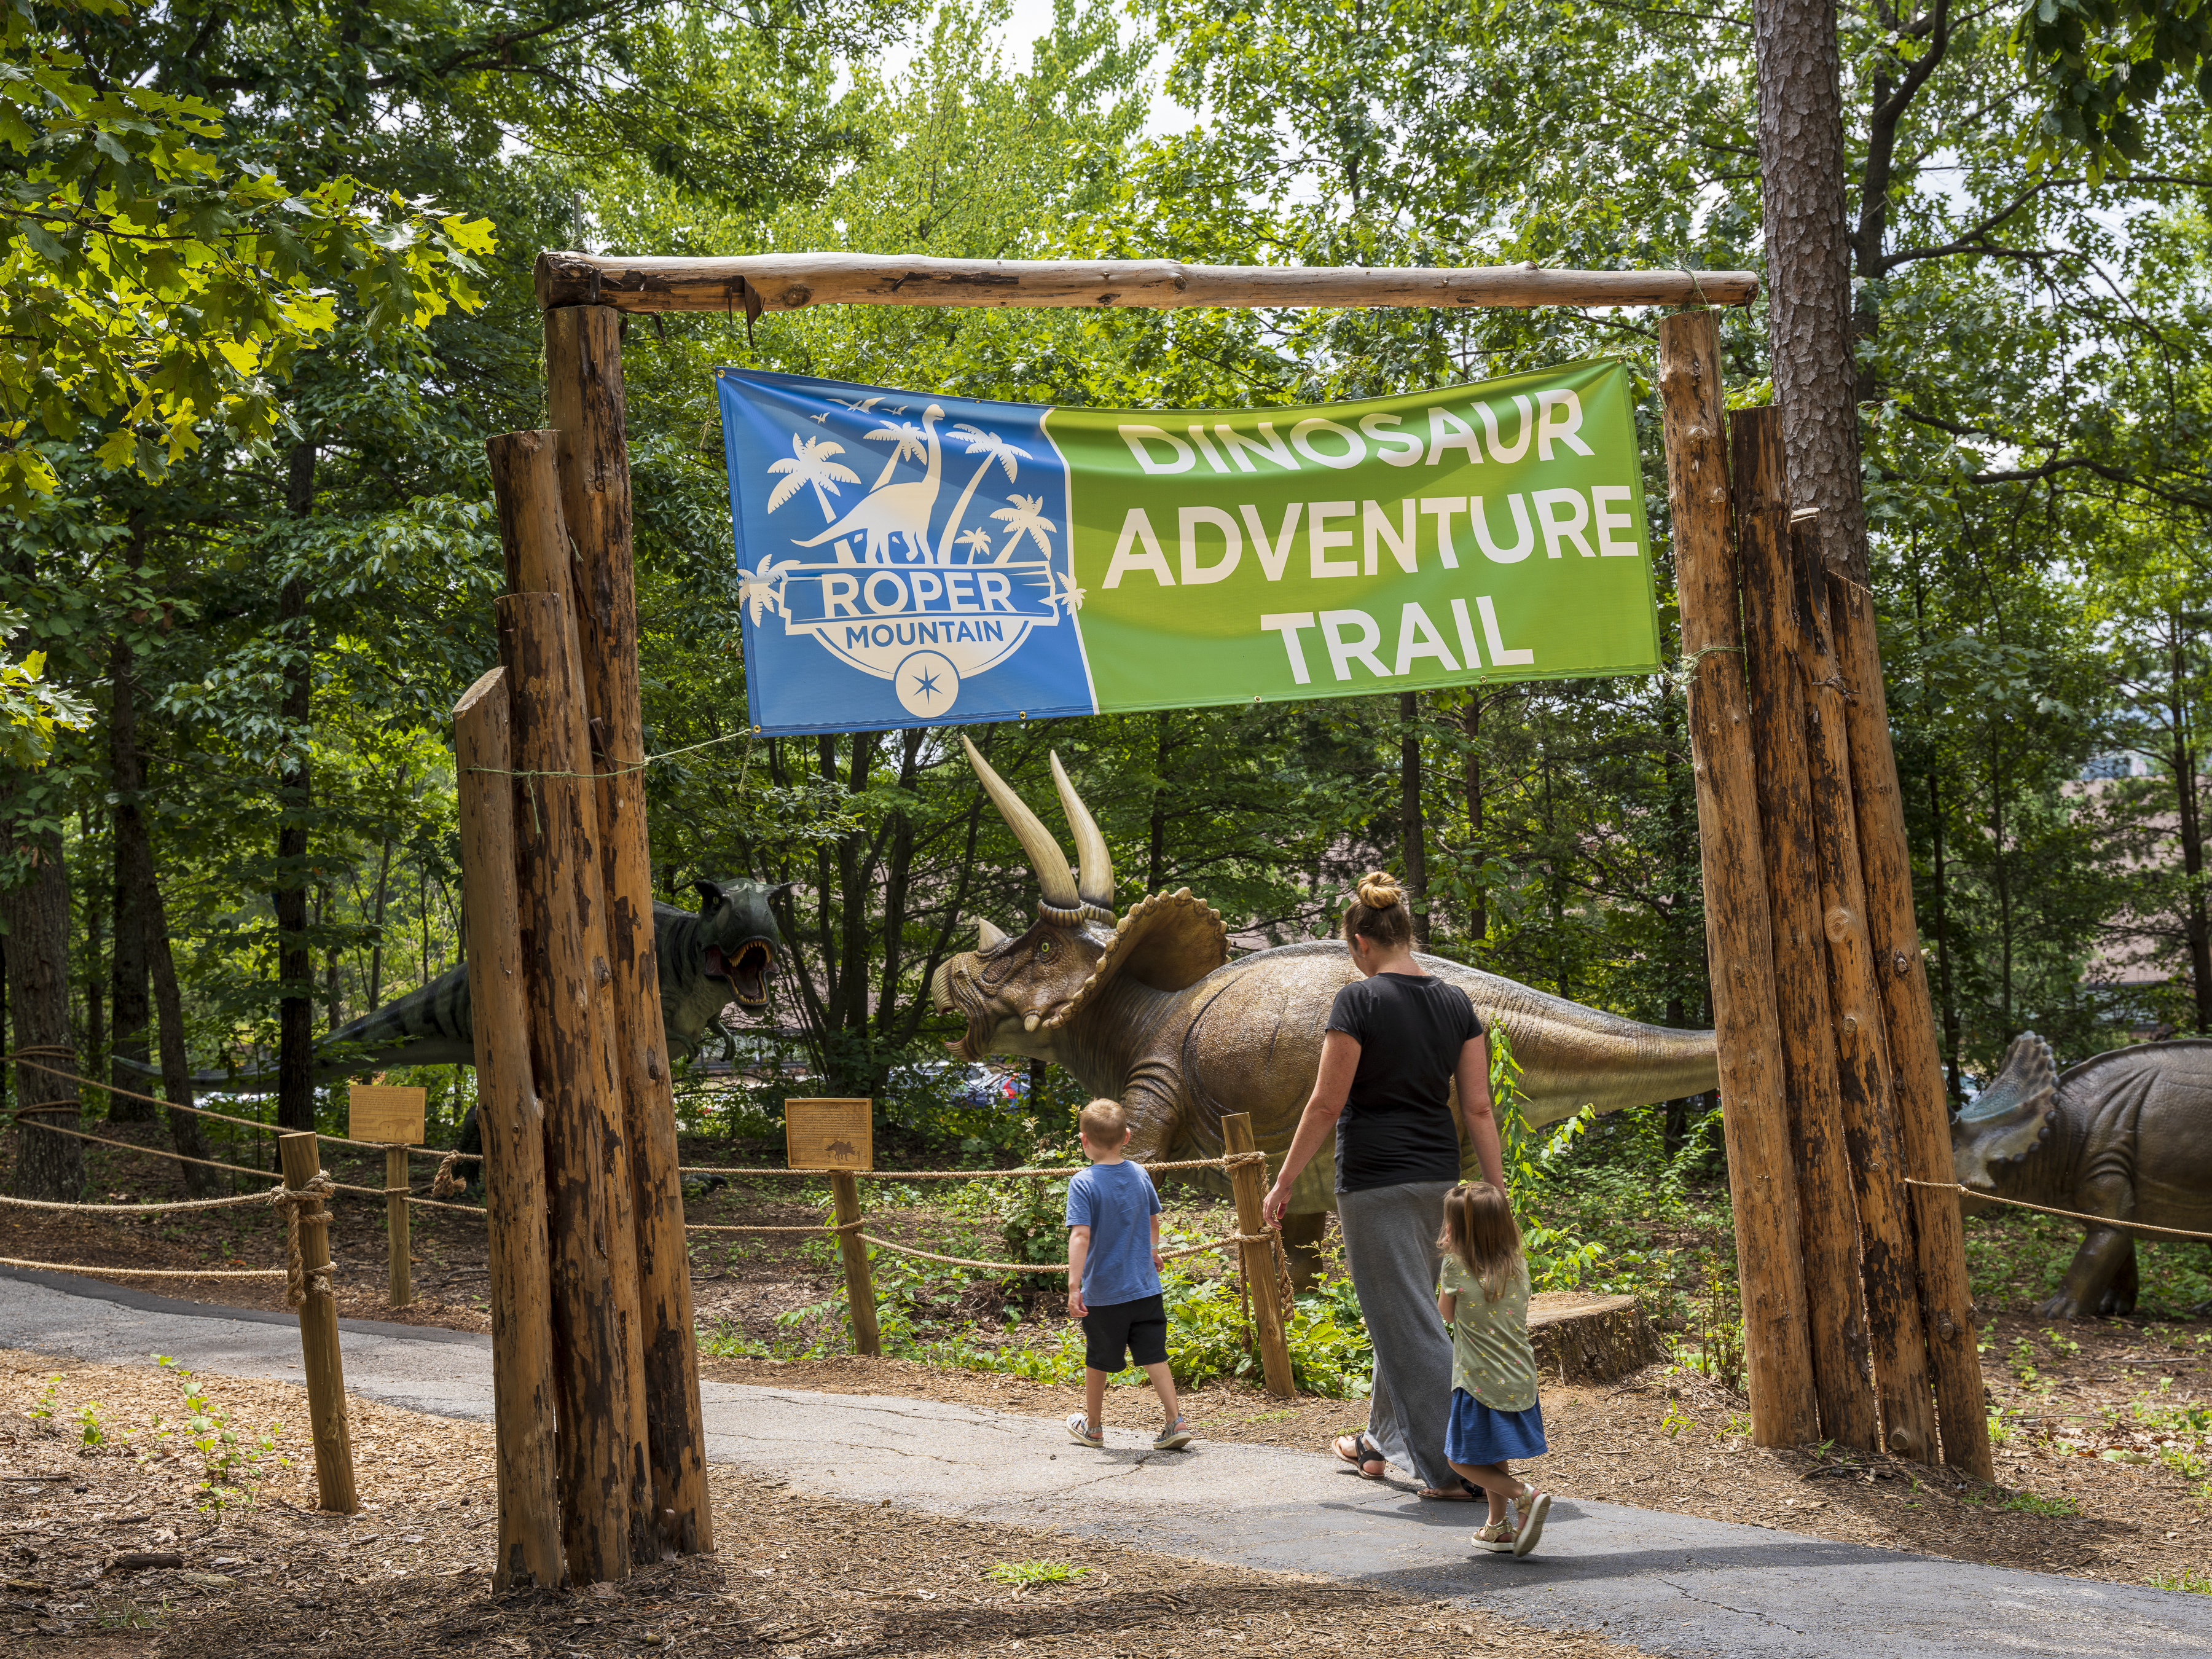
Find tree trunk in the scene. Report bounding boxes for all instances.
[80,805,108,1107]
[1400,691,1430,951]
[109,638,154,1123]
[4,801,83,1201]
[275,440,317,1133]
[2171,619,2211,1033]
[1751,0,1867,581]
[1462,694,1486,943]
[1148,713,1171,893]
[128,828,218,1195]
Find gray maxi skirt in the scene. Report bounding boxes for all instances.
[1336,1179,1458,1494]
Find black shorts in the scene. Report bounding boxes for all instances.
[1081,1292,1168,1373]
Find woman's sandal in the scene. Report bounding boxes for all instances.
[1332,1432,1387,1478]
[1472,1520,1518,1554]
[1417,1476,1483,1502]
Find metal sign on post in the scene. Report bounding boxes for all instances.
[784,1097,873,1171]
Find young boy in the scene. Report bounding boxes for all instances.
[1064,1098,1192,1451]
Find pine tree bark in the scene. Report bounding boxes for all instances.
[1752,0,1866,578]
[275,441,317,1134]
[109,638,155,1122]
[1400,691,1430,950]
[4,795,83,1201]
[131,833,217,1194]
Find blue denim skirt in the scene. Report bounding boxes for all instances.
[1443,1388,1547,1465]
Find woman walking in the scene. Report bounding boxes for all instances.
[1262,871,1505,1502]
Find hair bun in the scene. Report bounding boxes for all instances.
[1355,871,1402,909]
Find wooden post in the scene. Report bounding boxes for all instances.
[1731,410,1877,1453]
[1655,310,1818,1447]
[386,1145,411,1308]
[1794,519,1939,1462]
[543,307,712,1554]
[454,665,565,1591]
[1221,1113,1294,1399]
[1824,548,1996,1481]
[278,1131,357,1513]
[498,584,638,1585]
[827,1170,881,1357]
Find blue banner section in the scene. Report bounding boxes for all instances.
[717,368,1095,735]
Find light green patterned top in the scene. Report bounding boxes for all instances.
[1438,1252,1538,1412]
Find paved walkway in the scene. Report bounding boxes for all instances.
[5,1266,2208,1658]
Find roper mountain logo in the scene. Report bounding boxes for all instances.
[716,369,1092,734]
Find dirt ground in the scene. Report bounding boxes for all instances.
[7,1123,2211,1597]
[1,1348,1654,1658]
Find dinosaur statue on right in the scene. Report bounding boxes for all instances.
[1955,1031,2212,1317]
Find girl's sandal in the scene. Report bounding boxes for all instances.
[1472,1521,1518,1554]
[1332,1432,1387,1479]
[1513,1486,1552,1558]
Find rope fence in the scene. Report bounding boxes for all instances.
[1905,1178,2212,1242]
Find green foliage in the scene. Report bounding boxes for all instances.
[2151,1567,2212,1595]
[986,1561,1088,1585]
[2016,0,2212,173]
[151,1354,286,1512]
[27,1373,60,1424]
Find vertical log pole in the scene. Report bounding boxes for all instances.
[278,1131,357,1513]
[828,1170,882,1357]
[1826,554,1996,1481]
[1732,410,1877,1453]
[1656,310,1818,1446]
[454,665,565,1591]
[1222,1113,1295,1399]
[385,1145,411,1308]
[1795,517,1938,1461]
[490,429,657,1567]
[496,591,637,1583]
[543,305,712,1555]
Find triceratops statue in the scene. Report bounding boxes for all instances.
[930,738,1720,1263]
[1955,1030,2212,1318]
[127,877,788,1091]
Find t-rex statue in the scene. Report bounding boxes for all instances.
[929,739,1720,1274]
[1953,1030,2212,1318]
[124,878,788,1091]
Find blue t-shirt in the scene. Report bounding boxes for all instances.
[1064,1159,1163,1307]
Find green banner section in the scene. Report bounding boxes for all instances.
[1048,358,1659,712]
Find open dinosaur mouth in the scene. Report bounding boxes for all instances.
[707,942,775,1008]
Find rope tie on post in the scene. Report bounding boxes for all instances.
[268,1172,337,1310]
[429,1150,468,1199]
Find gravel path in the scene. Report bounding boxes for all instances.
[6,1265,2209,1658]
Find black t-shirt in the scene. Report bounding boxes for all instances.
[1325,971,1480,1193]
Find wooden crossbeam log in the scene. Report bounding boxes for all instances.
[535,251,1757,315]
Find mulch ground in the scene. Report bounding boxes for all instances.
[1,1348,1654,1658]
[7,1123,2211,1598]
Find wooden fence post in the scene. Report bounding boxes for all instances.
[1656,310,1819,1447]
[278,1131,357,1513]
[1824,545,1995,1481]
[1221,1113,1294,1399]
[543,305,713,1556]
[1793,516,1938,1462]
[454,665,565,1591]
[386,1145,411,1309]
[1732,410,1877,1453]
[829,1170,882,1357]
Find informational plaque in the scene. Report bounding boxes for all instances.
[348,1084,427,1145]
[785,1098,873,1171]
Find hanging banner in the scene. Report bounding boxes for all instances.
[716,359,1660,735]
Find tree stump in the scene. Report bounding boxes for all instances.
[1527,1292,1666,1384]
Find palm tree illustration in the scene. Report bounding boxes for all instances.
[990,494,1056,563]
[766,434,862,521]
[863,418,929,487]
[934,425,1033,562]
[954,527,994,560]
[794,405,949,564]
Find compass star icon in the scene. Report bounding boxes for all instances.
[894,649,960,719]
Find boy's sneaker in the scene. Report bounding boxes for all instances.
[1065,1411,1104,1449]
[1153,1416,1193,1451]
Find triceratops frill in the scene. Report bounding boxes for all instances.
[930,738,1720,1247]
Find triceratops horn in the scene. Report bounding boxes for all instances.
[1049,751,1114,910]
[976,917,1010,951]
[960,735,1080,911]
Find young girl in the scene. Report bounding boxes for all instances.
[1436,1180,1553,1557]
